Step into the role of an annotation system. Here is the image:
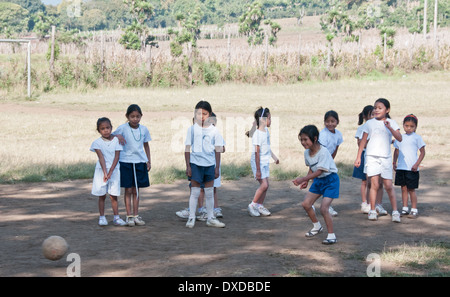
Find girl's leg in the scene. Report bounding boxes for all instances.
[98,195,106,216]
[110,195,119,216]
[204,180,215,220]
[409,189,417,210]
[188,180,202,219]
[401,185,409,208]
[132,187,139,216]
[360,180,368,203]
[320,197,334,234]
[382,179,398,212]
[252,178,269,204]
[124,188,133,216]
[301,192,321,224]
[368,175,381,210]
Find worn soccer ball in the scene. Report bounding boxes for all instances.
[42,236,69,261]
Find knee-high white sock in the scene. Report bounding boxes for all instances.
[204,187,214,220]
[189,187,201,219]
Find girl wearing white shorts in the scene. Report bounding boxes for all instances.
[355,98,403,222]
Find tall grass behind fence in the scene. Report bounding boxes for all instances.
[0,18,449,95]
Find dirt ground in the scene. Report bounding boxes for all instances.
[0,160,448,277]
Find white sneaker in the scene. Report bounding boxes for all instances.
[126,216,135,227]
[376,204,388,216]
[113,217,127,226]
[134,215,145,226]
[98,216,108,226]
[206,218,225,228]
[248,203,260,217]
[361,202,370,214]
[392,211,401,223]
[186,217,195,228]
[196,208,208,221]
[329,206,338,216]
[258,205,271,216]
[368,210,378,221]
[214,207,223,218]
[176,208,190,219]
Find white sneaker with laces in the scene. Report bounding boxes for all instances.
[368,210,378,221]
[361,202,370,214]
[376,204,388,216]
[134,215,145,226]
[126,216,135,227]
[392,211,401,223]
[329,206,338,216]
[113,217,127,226]
[206,218,225,228]
[176,208,190,219]
[247,203,260,217]
[258,205,271,216]
[214,207,223,218]
[98,216,108,226]
[186,217,195,228]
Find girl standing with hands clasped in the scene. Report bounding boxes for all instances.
[185,101,225,228]
[90,117,127,226]
[113,104,152,227]
[247,107,279,217]
[393,114,426,218]
[355,98,402,222]
[293,125,339,245]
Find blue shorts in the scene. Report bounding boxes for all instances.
[120,162,150,188]
[309,172,340,199]
[352,152,366,180]
[190,163,215,185]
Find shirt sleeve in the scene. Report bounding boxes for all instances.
[90,138,101,152]
[416,134,426,149]
[113,138,123,151]
[316,148,332,172]
[143,126,152,142]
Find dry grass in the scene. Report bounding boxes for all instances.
[1,71,449,183]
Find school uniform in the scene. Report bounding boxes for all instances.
[305,146,339,199]
[251,127,272,179]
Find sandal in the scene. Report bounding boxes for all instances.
[322,238,337,245]
[305,226,323,237]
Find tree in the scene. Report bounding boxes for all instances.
[0,2,29,34]
[119,0,153,50]
[239,1,265,46]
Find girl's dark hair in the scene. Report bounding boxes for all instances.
[195,100,212,115]
[324,110,339,122]
[299,125,319,143]
[375,98,391,118]
[96,117,112,132]
[358,105,374,125]
[403,114,418,126]
[126,104,143,117]
[246,106,270,137]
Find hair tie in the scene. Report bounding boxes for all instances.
[405,114,418,121]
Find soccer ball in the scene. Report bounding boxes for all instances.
[42,236,68,261]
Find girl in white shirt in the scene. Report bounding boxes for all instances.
[293,125,339,245]
[113,104,152,227]
[90,117,127,226]
[247,107,279,217]
[355,98,402,222]
[393,114,426,218]
[184,101,225,228]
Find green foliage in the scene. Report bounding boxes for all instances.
[239,1,265,46]
[0,2,29,34]
[380,27,396,48]
[168,6,203,57]
[120,0,154,51]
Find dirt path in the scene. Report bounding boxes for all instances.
[0,160,448,277]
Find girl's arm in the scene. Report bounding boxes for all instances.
[354,132,368,168]
[95,149,108,182]
[293,168,324,188]
[107,151,121,179]
[255,145,261,179]
[185,145,191,177]
[412,146,426,172]
[214,148,221,179]
[384,121,402,142]
[271,150,279,164]
[144,142,151,171]
[393,148,399,170]
[331,145,339,159]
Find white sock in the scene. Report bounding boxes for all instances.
[327,233,336,240]
[189,187,201,219]
[313,222,321,230]
[204,187,214,220]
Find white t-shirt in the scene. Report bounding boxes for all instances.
[319,128,343,155]
[251,127,271,165]
[90,137,123,170]
[113,123,151,163]
[185,123,224,167]
[393,132,426,171]
[304,146,338,178]
[363,118,399,158]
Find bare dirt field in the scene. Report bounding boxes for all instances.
[0,159,448,277]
